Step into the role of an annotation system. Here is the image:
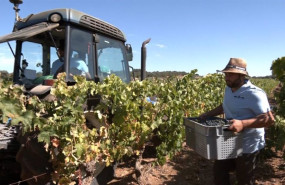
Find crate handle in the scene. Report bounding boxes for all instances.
[216,125,233,136]
[223,125,231,131]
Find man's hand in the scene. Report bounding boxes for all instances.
[228,119,244,132]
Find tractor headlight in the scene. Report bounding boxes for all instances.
[50,13,62,23]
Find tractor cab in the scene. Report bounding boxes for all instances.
[0,8,141,96]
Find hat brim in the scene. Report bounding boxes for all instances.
[218,68,249,76]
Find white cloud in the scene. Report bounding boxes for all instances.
[155,44,166,48]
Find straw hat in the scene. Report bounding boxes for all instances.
[221,58,248,76]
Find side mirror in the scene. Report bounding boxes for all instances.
[125,44,133,61]
[22,59,28,69]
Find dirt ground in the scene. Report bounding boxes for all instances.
[108,143,285,185]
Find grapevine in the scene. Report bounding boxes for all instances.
[2,67,282,183]
[0,70,226,184]
[269,57,285,158]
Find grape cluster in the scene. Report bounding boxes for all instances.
[192,117,229,126]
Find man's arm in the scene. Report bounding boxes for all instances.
[228,111,275,132]
[85,72,91,79]
[199,104,224,119]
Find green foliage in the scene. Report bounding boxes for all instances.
[271,57,285,80]
[250,78,279,98]
[0,81,34,129]
[153,70,225,163]
[266,115,285,151]
[271,57,285,116]
[270,57,285,159]
[0,71,13,83]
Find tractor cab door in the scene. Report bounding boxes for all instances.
[0,22,62,90]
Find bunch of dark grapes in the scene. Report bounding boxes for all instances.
[192,117,229,126]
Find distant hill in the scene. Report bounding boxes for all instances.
[0,70,12,80]
[0,69,274,82]
[132,69,188,79]
[131,69,274,79]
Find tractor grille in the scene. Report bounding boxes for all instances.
[80,15,126,42]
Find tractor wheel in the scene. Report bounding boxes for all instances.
[16,132,53,185]
[15,114,116,185]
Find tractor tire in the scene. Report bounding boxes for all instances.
[15,119,116,185]
[0,124,23,184]
[16,132,53,185]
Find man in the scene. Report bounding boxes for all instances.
[51,42,91,79]
[51,46,64,75]
[70,52,91,79]
[199,58,275,185]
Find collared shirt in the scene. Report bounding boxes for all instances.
[223,80,270,153]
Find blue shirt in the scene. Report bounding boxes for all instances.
[70,58,89,75]
[51,57,89,76]
[223,80,270,153]
[51,58,63,74]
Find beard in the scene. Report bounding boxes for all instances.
[226,78,243,88]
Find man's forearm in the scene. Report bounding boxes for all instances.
[241,111,275,128]
[203,104,224,118]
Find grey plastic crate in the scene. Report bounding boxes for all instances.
[184,117,243,160]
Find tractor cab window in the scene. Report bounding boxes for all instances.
[50,47,59,74]
[19,41,53,87]
[21,42,42,79]
[68,28,94,80]
[97,35,130,83]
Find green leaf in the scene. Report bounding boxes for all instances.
[75,143,84,158]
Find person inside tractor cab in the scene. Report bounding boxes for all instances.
[51,40,65,75]
[69,50,91,79]
[52,40,91,79]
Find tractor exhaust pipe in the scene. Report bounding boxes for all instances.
[141,38,151,81]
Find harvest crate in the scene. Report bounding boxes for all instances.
[184,117,243,160]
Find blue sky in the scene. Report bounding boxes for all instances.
[0,0,284,77]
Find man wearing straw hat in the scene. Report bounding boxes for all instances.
[199,58,275,185]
